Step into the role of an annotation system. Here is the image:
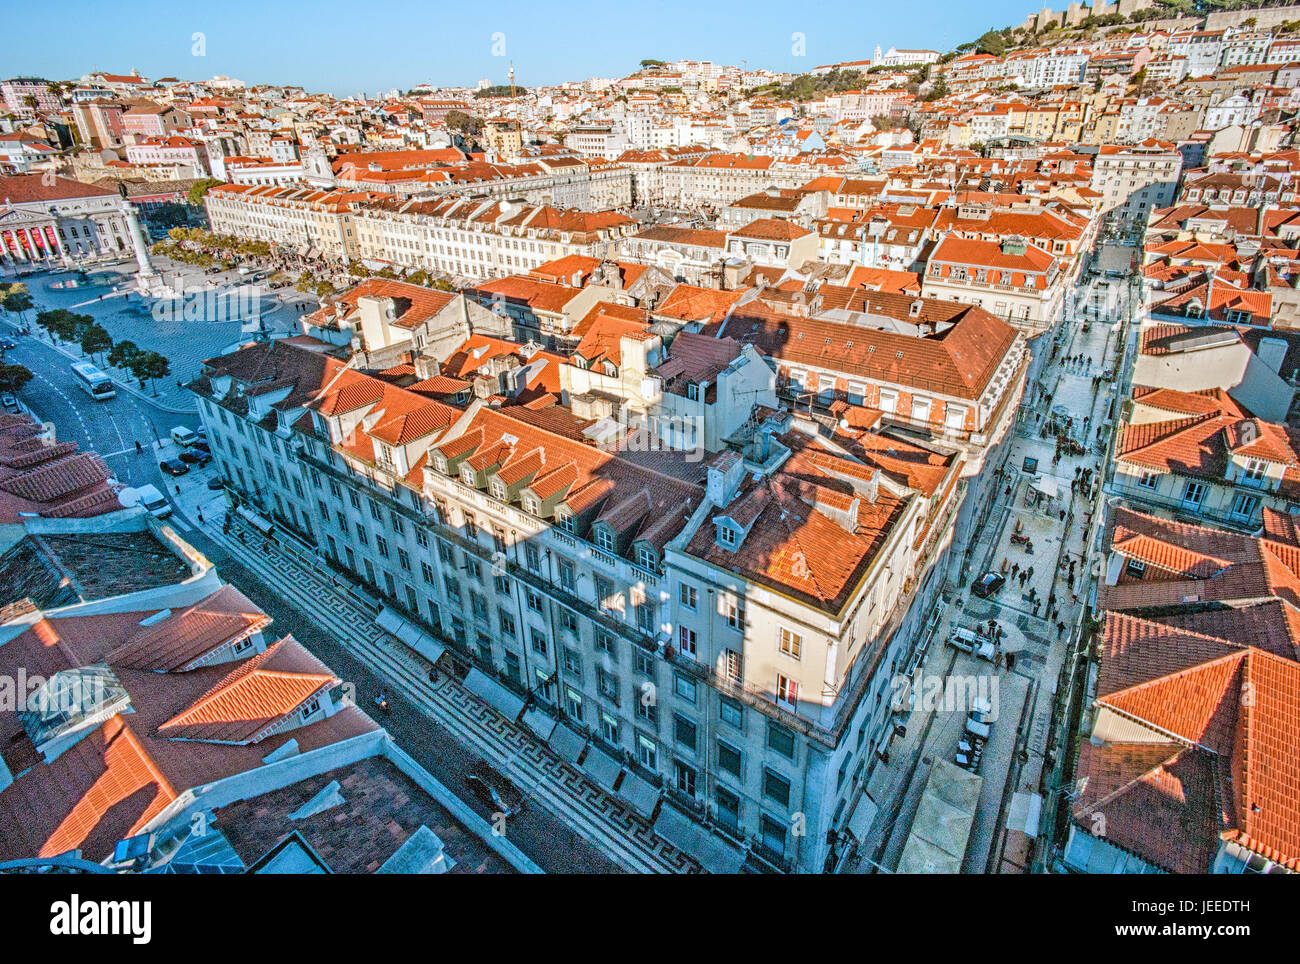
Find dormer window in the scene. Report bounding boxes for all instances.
[716,522,738,549]
[490,478,507,501]
[461,465,477,486]
[636,544,658,571]
[687,382,700,401]
[522,494,540,515]
[556,511,574,533]
[595,526,616,552]
[434,455,448,474]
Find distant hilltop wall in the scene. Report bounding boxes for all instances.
[1205,4,1300,30]
[1021,2,1300,34]
[1021,0,1159,33]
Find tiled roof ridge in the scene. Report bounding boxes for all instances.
[1074,741,1185,818]
[1102,649,1248,752]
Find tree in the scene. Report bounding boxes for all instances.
[188,178,224,205]
[129,350,170,396]
[1,286,33,324]
[0,364,32,394]
[444,110,484,136]
[35,308,82,342]
[79,323,112,362]
[107,339,141,369]
[977,30,1007,57]
[922,74,951,102]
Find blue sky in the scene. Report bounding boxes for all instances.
[2,0,1029,96]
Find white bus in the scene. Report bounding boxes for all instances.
[70,362,116,400]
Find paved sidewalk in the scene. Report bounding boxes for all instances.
[19,262,318,414]
[850,277,1125,874]
[166,475,701,874]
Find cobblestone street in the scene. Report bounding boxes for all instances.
[852,268,1133,874]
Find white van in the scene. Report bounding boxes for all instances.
[949,626,982,653]
[135,483,172,519]
[170,426,198,448]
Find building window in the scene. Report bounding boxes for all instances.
[763,768,792,808]
[674,673,697,704]
[767,721,796,759]
[719,695,743,729]
[638,736,658,771]
[678,625,697,657]
[723,649,742,684]
[564,649,583,678]
[565,687,584,721]
[601,713,620,745]
[776,674,799,711]
[675,760,697,797]
[779,627,802,660]
[679,583,697,610]
[674,714,697,752]
[595,526,616,551]
[724,599,746,631]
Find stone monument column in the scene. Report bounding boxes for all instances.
[119,197,157,279]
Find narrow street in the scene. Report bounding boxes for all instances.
[852,260,1136,873]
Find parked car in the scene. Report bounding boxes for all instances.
[191,440,211,454]
[0,338,15,351]
[971,571,1005,599]
[178,449,212,467]
[170,426,198,448]
[159,458,189,477]
[0,393,19,413]
[465,766,524,816]
[206,476,225,491]
[949,626,984,654]
[965,716,992,740]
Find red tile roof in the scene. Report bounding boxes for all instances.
[157,639,337,744]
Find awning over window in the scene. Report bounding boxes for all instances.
[653,803,747,875]
[521,706,557,741]
[236,505,274,535]
[463,668,525,721]
[376,606,445,667]
[579,743,622,791]
[847,793,879,841]
[617,770,659,819]
[546,723,586,764]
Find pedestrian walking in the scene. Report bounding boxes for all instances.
[1018,571,1027,586]
[1027,566,1035,581]
[1006,652,1016,670]
[1011,562,1020,578]
[134,440,143,454]
[196,509,204,524]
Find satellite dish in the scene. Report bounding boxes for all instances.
[118,486,143,509]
